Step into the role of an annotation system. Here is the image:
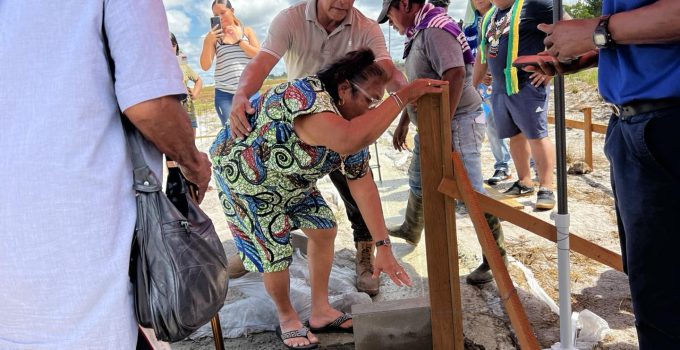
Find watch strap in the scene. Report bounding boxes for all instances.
[375,238,391,247]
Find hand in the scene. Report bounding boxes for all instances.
[482,74,492,86]
[229,92,255,139]
[207,25,224,45]
[529,71,552,87]
[373,246,412,287]
[401,79,448,104]
[178,152,212,203]
[392,122,409,151]
[522,51,598,76]
[539,18,599,61]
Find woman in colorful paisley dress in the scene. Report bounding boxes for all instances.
[211,49,445,349]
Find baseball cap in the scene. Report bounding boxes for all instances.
[377,0,394,24]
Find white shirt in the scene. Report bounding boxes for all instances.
[0,1,185,348]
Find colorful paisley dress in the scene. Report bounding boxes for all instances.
[210,76,370,273]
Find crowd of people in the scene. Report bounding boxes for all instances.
[2,0,678,349]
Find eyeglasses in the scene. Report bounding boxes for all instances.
[351,82,382,109]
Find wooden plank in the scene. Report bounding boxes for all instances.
[439,178,624,272]
[583,108,593,168]
[483,184,524,209]
[451,153,540,349]
[547,116,607,134]
[417,90,463,349]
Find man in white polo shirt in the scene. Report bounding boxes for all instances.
[228,0,407,296]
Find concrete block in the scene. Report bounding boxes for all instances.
[291,230,307,255]
[352,297,432,350]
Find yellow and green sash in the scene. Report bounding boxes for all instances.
[479,0,525,95]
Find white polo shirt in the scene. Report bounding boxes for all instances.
[262,0,391,79]
[0,0,185,348]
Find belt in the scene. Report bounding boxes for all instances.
[610,98,680,120]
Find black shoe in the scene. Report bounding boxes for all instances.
[535,187,555,210]
[503,180,535,197]
[487,169,511,185]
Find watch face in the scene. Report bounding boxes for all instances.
[594,33,607,46]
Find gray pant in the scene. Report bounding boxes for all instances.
[409,111,487,197]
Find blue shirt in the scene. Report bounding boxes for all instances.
[600,0,680,104]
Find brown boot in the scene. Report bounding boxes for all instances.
[387,191,424,246]
[355,241,379,296]
[466,214,507,285]
[227,254,248,279]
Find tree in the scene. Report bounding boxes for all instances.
[564,0,602,19]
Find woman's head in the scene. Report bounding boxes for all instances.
[317,49,389,119]
[212,0,238,26]
[170,32,179,55]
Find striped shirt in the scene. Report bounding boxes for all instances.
[214,29,251,93]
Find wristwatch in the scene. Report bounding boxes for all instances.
[593,15,615,49]
[375,238,392,248]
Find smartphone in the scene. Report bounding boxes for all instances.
[512,55,559,70]
[210,16,221,31]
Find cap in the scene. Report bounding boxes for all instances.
[377,0,393,24]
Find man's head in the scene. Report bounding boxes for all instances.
[377,0,425,35]
[317,0,355,23]
[471,0,492,13]
[489,0,514,10]
[429,0,450,9]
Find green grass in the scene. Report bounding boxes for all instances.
[567,68,599,87]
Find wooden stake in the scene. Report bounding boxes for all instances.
[582,107,593,169]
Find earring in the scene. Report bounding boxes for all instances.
[338,98,344,106]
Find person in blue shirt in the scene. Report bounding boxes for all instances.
[530,1,680,348]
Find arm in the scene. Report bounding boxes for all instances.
[228,51,280,138]
[294,79,446,155]
[124,97,211,202]
[191,77,203,99]
[347,173,411,286]
[377,59,408,93]
[238,27,261,58]
[442,66,465,119]
[472,53,488,87]
[200,32,217,71]
[541,0,680,60]
[392,109,410,151]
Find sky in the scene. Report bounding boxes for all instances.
[163,0,577,86]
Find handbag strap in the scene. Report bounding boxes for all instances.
[101,10,161,193]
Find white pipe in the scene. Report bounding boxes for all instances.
[555,213,576,350]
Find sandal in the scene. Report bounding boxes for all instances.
[275,326,318,350]
[307,313,353,334]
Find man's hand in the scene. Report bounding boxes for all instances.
[529,71,553,87]
[229,92,255,139]
[179,152,212,203]
[482,73,492,86]
[392,122,409,151]
[539,19,599,61]
[522,51,599,76]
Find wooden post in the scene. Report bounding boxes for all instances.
[417,88,464,349]
[582,107,593,169]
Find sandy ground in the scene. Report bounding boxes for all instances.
[173,81,637,349]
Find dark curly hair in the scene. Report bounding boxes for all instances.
[317,48,388,104]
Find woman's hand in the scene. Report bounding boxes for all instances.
[372,246,412,287]
[400,79,448,105]
[206,25,224,45]
[223,25,240,43]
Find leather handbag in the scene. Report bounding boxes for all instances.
[124,119,229,342]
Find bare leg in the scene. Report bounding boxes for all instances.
[263,269,319,347]
[509,133,533,186]
[303,227,353,330]
[527,137,555,188]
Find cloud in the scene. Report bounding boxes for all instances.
[167,9,193,36]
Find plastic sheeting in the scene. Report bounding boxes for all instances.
[190,249,372,339]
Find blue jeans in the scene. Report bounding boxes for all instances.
[604,109,680,348]
[214,89,234,126]
[483,95,512,172]
[410,111,487,197]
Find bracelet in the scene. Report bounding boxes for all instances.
[390,92,405,110]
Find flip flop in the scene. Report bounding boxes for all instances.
[275,326,318,350]
[307,313,353,334]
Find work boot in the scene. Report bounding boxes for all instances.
[387,191,424,246]
[227,253,248,279]
[355,241,379,296]
[466,214,507,285]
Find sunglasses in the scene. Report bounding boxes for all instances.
[351,82,382,109]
